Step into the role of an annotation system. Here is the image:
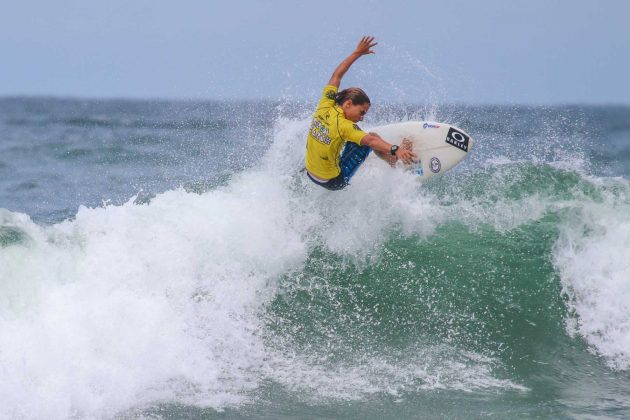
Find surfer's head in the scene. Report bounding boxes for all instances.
[335,88,371,123]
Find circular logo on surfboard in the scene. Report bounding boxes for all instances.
[430,157,441,173]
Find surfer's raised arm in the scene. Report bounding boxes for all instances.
[328,36,377,88]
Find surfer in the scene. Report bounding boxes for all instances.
[305,36,416,190]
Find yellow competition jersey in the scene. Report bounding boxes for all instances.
[305,85,368,179]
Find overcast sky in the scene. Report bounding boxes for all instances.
[2,0,629,104]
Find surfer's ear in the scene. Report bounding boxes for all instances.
[337,96,353,108]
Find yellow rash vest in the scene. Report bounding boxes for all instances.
[305,85,368,180]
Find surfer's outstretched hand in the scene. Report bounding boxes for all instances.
[354,36,378,56]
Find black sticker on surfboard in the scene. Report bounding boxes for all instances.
[445,127,469,152]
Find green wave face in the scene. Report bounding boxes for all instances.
[264,161,630,413]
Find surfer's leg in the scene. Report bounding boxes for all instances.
[339,141,372,184]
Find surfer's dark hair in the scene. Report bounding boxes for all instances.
[335,88,371,106]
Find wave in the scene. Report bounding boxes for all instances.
[553,176,630,370]
[1,115,630,418]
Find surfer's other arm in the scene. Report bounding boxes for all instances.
[361,133,415,165]
[328,36,377,88]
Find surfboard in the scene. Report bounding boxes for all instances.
[371,121,474,180]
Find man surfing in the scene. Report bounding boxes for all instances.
[305,36,416,190]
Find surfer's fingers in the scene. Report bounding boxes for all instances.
[356,36,377,55]
[400,150,415,164]
[365,36,377,47]
[360,36,377,46]
[368,41,378,53]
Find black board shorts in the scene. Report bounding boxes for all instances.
[306,172,347,190]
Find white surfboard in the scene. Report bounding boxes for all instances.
[371,121,474,180]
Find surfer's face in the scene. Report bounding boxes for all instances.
[342,101,370,123]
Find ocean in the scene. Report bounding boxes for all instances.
[1,97,630,419]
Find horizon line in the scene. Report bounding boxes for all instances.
[1,93,629,108]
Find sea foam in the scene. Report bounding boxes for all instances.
[553,177,630,369]
[0,116,545,418]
